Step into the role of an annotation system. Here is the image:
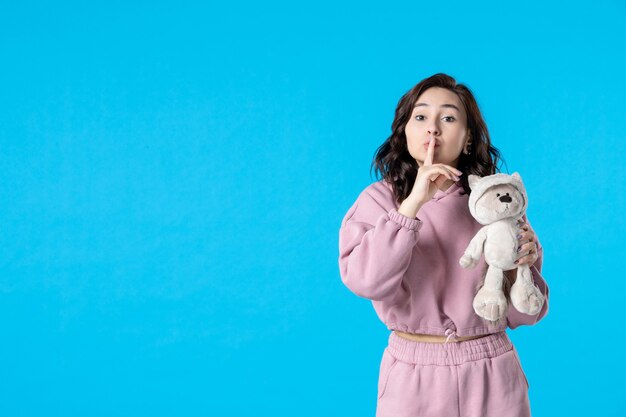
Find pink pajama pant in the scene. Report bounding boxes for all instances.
[376,331,531,417]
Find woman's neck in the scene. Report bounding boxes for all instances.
[439,178,456,191]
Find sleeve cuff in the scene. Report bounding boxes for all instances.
[388,208,423,231]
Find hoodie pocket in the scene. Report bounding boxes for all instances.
[377,349,398,400]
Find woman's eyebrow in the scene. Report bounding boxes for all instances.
[414,102,460,112]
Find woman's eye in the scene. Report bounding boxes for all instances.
[414,115,456,122]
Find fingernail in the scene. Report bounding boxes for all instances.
[516,234,522,239]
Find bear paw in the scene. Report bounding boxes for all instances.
[473,288,508,321]
[459,253,478,269]
[510,280,544,315]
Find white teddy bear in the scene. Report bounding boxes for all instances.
[459,172,545,322]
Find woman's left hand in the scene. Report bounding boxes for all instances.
[515,220,539,266]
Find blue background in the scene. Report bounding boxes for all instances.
[1,1,624,416]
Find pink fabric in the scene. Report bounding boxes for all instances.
[338,179,549,336]
[376,331,531,417]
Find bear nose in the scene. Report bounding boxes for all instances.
[499,195,512,203]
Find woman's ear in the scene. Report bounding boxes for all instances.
[465,130,472,148]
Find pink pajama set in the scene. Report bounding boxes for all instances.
[338,180,549,417]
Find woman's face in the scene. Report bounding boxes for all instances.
[405,87,470,168]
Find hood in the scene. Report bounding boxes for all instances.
[467,172,527,220]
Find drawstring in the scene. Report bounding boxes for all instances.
[444,328,457,344]
[444,329,457,359]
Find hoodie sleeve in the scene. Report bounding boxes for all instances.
[338,186,422,301]
[507,215,550,329]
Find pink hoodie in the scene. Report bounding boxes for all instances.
[338,179,549,337]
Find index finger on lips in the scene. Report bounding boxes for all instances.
[424,136,435,166]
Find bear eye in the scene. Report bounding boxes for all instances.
[496,193,500,197]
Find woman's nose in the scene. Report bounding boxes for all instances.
[427,124,440,136]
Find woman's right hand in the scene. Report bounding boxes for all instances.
[408,136,462,204]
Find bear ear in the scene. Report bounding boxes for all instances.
[468,174,480,190]
[512,172,522,181]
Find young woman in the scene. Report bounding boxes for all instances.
[338,73,549,417]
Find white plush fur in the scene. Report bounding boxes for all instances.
[459,172,545,322]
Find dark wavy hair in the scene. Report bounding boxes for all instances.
[371,73,507,203]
